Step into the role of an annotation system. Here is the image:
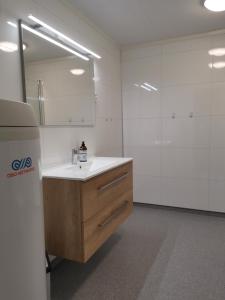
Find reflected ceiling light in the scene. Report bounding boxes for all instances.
[134,84,139,87]
[144,82,158,91]
[208,61,225,69]
[0,41,18,52]
[21,23,89,61]
[28,15,101,59]
[22,43,27,51]
[140,84,151,91]
[0,41,27,52]
[203,0,225,11]
[7,21,17,28]
[208,48,225,56]
[70,68,85,75]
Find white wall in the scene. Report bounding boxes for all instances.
[0,0,123,166]
[122,30,225,212]
[0,14,22,101]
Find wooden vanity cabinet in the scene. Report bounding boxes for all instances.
[43,161,133,263]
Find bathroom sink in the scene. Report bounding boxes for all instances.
[65,157,118,172]
[42,157,132,181]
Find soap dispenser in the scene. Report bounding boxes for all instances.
[78,141,87,162]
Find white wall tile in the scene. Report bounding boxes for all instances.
[139,90,161,118]
[125,146,160,176]
[122,44,161,61]
[211,116,225,148]
[122,31,225,212]
[161,178,209,210]
[0,15,22,101]
[133,174,162,205]
[161,84,212,117]
[122,88,141,119]
[162,117,210,148]
[209,180,225,212]
[212,83,225,115]
[108,84,123,119]
[123,118,161,147]
[40,127,72,167]
[122,55,161,90]
[162,50,211,86]
[211,33,225,48]
[209,148,225,180]
[40,126,97,167]
[95,84,111,118]
[211,59,225,83]
[161,148,209,180]
[123,88,161,119]
[210,33,225,83]
[163,36,211,54]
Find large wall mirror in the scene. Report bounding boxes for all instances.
[19,20,96,126]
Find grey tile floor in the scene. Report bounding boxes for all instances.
[51,204,225,300]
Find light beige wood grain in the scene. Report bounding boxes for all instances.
[81,162,133,221]
[83,190,133,262]
[43,161,133,263]
[43,178,84,262]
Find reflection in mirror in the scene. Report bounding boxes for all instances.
[22,25,96,126]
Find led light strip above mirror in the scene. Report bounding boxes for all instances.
[28,15,101,59]
[21,23,89,61]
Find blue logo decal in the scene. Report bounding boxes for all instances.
[12,157,32,171]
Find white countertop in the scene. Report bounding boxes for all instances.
[42,157,133,181]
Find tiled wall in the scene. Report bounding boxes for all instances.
[25,57,95,125]
[0,0,123,166]
[0,14,22,101]
[122,31,225,212]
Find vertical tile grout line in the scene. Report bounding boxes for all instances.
[120,46,125,157]
[159,45,163,206]
[208,36,213,211]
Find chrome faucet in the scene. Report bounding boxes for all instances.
[72,148,78,165]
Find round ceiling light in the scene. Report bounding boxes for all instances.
[208,48,225,56]
[204,0,225,12]
[70,69,85,76]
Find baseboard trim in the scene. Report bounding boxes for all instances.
[133,202,225,218]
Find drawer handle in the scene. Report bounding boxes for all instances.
[98,172,129,192]
[98,200,129,229]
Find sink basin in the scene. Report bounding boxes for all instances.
[65,157,118,172]
[42,157,132,181]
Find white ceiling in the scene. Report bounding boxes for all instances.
[68,0,225,45]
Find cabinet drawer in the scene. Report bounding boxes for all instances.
[83,190,133,261]
[81,162,133,221]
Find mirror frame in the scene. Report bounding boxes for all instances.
[18,19,27,103]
